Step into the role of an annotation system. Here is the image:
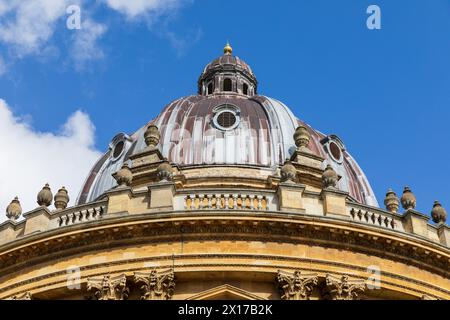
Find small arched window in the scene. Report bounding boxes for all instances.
[207,82,214,95]
[223,78,232,92]
[243,83,249,95]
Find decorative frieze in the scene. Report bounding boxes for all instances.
[134,269,176,300]
[323,274,366,300]
[87,274,129,300]
[277,270,318,300]
[184,193,267,211]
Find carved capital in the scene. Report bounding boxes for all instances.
[134,269,176,300]
[277,270,318,300]
[87,274,129,300]
[323,274,366,300]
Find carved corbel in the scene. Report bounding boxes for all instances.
[323,274,366,300]
[134,269,176,300]
[87,274,129,300]
[277,270,319,300]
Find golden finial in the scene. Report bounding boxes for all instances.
[224,41,232,55]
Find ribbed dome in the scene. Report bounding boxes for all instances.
[77,93,378,207]
[77,46,378,208]
[199,56,257,87]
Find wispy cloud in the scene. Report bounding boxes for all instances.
[0,0,75,57]
[71,18,107,70]
[103,0,200,56]
[0,0,197,73]
[103,0,185,20]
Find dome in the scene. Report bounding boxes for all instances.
[77,45,378,207]
[198,43,258,96]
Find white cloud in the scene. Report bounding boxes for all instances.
[0,99,102,220]
[0,0,195,72]
[0,0,75,57]
[0,0,106,69]
[71,18,107,69]
[104,0,184,19]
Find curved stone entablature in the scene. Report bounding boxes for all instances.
[2,44,449,300]
[0,203,449,299]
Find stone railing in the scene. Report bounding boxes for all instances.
[54,204,106,228]
[348,204,404,231]
[178,191,275,211]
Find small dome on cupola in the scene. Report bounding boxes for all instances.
[198,43,258,96]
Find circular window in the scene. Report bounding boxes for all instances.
[217,111,237,129]
[212,105,240,131]
[112,141,125,159]
[329,141,342,162]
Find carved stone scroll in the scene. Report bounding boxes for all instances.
[323,274,366,300]
[277,270,319,300]
[87,274,129,300]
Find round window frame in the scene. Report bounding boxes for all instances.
[112,141,124,158]
[328,141,343,163]
[109,133,130,162]
[212,104,241,131]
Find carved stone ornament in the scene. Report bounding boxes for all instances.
[87,274,129,300]
[134,269,176,300]
[401,186,416,210]
[431,201,447,224]
[323,274,366,300]
[280,161,297,183]
[7,292,32,300]
[277,270,319,300]
[322,165,338,189]
[384,189,399,214]
[54,187,69,210]
[114,163,133,187]
[144,125,161,148]
[6,197,22,220]
[294,125,310,150]
[37,183,53,207]
[157,162,174,182]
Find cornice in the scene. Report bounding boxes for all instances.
[0,212,448,279]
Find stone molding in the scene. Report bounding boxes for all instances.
[0,215,448,279]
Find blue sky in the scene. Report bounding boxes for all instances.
[0,0,449,217]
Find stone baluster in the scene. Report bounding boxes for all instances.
[232,194,239,209]
[198,194,205,209]
[249,195,255,210]
[224,194,230,210]
[215,194,221,209]
[257,195,263,210]
[190,194,196,210]
[91,208,98,219]
[207,194,213,209]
